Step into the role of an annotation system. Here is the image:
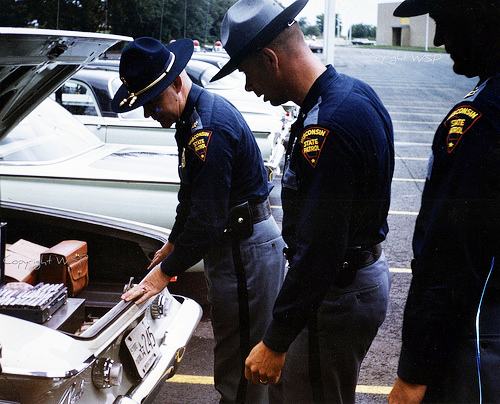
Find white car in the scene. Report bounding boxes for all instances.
[0,28,202,404]
[54,58,288,180]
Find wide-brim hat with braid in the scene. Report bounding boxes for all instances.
[112,37,193,113]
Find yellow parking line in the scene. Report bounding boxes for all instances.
[168,374,214,384]
[390,267,412,273]
[356,385,393,395]
[167,376,392,395]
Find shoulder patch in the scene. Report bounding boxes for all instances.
[299,127,329,167]
[188,130,212,161]
[443,105,482,153]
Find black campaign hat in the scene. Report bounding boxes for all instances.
[210,0,308,82]
[394,0,438,17]
[112,37,194,113]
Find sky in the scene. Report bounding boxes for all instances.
[280,0,396,28]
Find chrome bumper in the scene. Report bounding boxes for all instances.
[114,296,202,404]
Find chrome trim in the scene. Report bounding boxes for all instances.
[0,173,179,186]
[0,355,95,379]
[120,296,202,404]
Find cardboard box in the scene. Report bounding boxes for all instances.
[4,239,48,284]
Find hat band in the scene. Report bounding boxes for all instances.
[119,53,176,108]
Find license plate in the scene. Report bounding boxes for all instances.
[125,318,161,377]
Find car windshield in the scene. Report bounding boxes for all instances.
[109,76,157,121]
[201,66,244,90]
[0,98,102,163]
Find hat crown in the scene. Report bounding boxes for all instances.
[120,37,172,93]
[222,0,284,57]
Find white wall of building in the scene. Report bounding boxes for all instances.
[377,2,437,48]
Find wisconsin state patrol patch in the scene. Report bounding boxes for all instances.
[443,105,482,153]
[299,127,329,167]
[188,130,212,161]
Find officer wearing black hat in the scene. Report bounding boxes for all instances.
[388,1,500,403]
[214,0,394,403]
[116,37,286,404]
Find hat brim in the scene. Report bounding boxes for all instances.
[394,0,430,17]
[112,38,194,113]
[210,0,308,82]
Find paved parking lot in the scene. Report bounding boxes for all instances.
[155,46,478,403]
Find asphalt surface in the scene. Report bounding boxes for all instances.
[155,46,478,404]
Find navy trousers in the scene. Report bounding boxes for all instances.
[276,253,391,404]
[204,216,286,404]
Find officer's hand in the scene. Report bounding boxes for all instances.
[148,241,175,270]
[121,265,171,305]
[388,377,427,404]
[245,341,286,385]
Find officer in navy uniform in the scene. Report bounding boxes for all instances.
[115,37,286,404]
[389,1,500,403]
[213,0,394,402]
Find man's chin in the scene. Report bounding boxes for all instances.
[451,57,481,78]
[452,63,479,78]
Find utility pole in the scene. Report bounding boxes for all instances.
[160,0,165,40]
[324,0,335,65]
[184,0,187,38]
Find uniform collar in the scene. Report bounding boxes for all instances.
[299,65,338,119]
[177,84,204,129]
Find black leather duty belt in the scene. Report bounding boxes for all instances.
[336,243,382,287]
[249,199,272,224]
[343,243,382,270]
[226,199,272,239]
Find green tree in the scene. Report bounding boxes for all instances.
[351,23,376,39]
[1,0,239,46]
[0,0,29,26]
[315,13,323,34]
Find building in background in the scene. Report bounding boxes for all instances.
[376,2,436,48]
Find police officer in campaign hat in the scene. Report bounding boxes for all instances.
[115,37,286,404]
[213,0,394,402]
[388,1,500,403]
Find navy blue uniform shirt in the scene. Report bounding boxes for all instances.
[398,74,500,385]
[263,66,394,352]
[161,84,269,276]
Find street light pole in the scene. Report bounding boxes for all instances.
[57,0,60,29]
[324,0,335,65]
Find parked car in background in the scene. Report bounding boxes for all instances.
[54,57,288,180]
[306,38,324,53]
[190,50,230,68]
[0,27,202,404]
[351,38,377,45]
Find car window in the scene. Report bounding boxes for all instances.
[55,80,100,117]
[201,67,244,90]
[0,98,102,163]
[109,76,154,121]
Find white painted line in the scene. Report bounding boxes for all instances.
[394,141,432,146]
[395,157,429,161]
[392,178,426,182]
[389,210,419,216]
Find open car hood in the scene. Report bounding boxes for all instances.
[0,28,131,141]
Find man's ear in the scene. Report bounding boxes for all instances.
[172,75,183,92]
[261,47,279,72]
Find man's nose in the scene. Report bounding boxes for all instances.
[143,104,153,118]
[433,25,445,47]
[245,82,254,93]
